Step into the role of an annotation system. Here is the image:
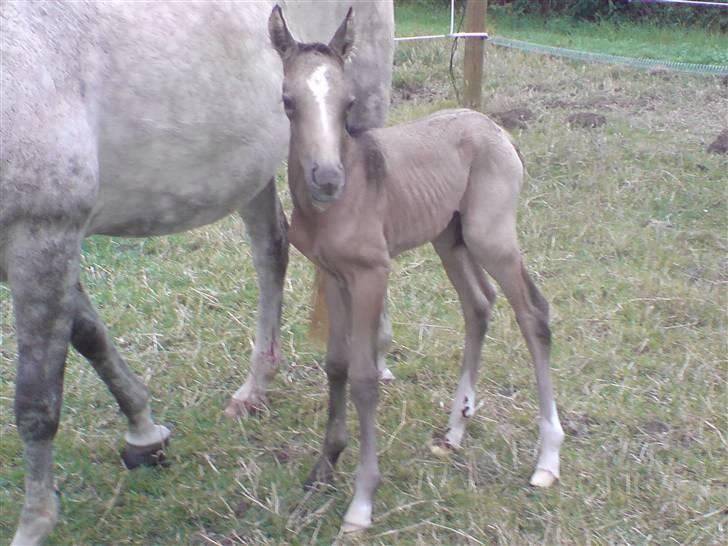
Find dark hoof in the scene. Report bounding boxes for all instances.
[304,460,336,492]
[121,438,170,469]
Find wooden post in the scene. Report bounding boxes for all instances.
[463,0,487,111]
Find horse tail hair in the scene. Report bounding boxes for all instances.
[308,266,329,346]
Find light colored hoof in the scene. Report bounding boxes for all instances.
[429,441,455,458]
[224,396,267,419]
[379,368,395,384]
[529,468,558,488]
[341,519,370,534]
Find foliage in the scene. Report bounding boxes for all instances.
[398,0,728,30]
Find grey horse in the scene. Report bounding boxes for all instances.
[0,1,392,544]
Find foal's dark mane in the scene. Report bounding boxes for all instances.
[355,131,387,188]
[297,42,345,66]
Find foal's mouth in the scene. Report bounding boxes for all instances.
[311,192,340,212]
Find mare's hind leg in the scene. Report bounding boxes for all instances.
[463,216,564,487]
[305,273,349,488]
[70,283,170,468]
[7,225,82,546]
[226,178,288,417]
[430,219,493,455]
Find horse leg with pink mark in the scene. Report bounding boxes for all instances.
[226,180,288,418]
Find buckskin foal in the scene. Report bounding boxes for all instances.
[269,6,564,532]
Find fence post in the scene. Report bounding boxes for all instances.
[463,0,487,110]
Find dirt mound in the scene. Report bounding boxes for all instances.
[567,112,606,129]
[707,129,728,155]
[490,108,535,130]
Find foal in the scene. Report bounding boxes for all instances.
[270,6,564,532]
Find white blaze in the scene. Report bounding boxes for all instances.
[306,64,334,147]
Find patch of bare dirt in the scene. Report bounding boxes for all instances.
[707,129,728,154]
[567,112,606,129]
[489,108,535,130]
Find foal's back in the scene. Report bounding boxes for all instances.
[366,109,523,255]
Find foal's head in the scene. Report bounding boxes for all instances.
[269,5,355,208]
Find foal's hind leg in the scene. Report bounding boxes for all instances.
[226,178,288,417]
[463,217,564,487]
[70,283,170,467]
[430,221,493,455]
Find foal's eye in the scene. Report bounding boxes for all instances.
[346,96,356,111]
[282,95,295,116]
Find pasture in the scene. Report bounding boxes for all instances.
[1,34,726,546]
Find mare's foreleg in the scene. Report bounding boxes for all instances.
[463,215,564,487]
[226,179,288,417]
[341,267,388,533]
[70,283,170,467]
[430,222,493,455]
[8,225,81,546]
[305,273,350,488]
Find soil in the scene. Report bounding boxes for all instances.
[489,108,535,130]
[707,129,728,155]
[567,111,607,129]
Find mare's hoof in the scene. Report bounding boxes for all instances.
[224,396,267,419]
[429,431,456,458]
[121,438,170,469]
[529,468,558,488]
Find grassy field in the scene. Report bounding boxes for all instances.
[395,2,728,65]
[2,14,727,546]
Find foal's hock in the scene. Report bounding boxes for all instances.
[270,5,564,533]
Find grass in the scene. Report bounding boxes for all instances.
[2,19,728,546]
[395,2,728,65]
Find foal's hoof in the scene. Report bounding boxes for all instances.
[341,520,369,534]
[379,367,395,384]
[224,395,268,419]
[529,468,558,488]
[121,438,170,469]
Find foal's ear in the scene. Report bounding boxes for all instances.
[269,5,297,60]
[328,7,355,60]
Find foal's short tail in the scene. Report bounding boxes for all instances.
[308,267,329,346]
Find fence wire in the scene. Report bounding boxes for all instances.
[487,36,728,76]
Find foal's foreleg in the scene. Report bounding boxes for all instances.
[70,283,170,467]
[341,267,388,533]
[306,273,349,488]
[226,179,288,417]
[431,227,492,455]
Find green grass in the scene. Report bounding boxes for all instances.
[2,25,728,546]
[395,2,728,65]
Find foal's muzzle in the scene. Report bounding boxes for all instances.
[310,161,345,205]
